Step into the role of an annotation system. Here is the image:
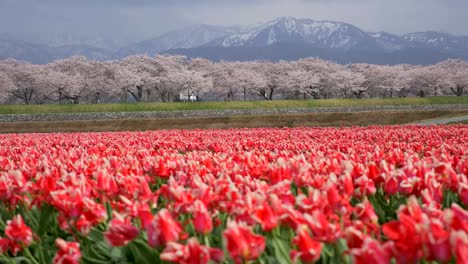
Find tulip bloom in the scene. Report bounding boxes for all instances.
[253,201,279,232]
[146,209,183,248]
[290,225,322,263]
[104,217,140,247]
[192,200,213,235]
[5,215,33,246]
[5,214,33,255]
[160,237,223,264]
[223,221,266,263]
[53,238,81,264]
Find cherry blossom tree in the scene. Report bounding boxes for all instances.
[179,69,213,101]
[50,56,117,104]
[2,56,468,105]
[238,67,266,101]
[408,65,445,97]
[41,64,83,103]
[0,60,46,104]
[208,62,241,101]
[249,61,292,100]
[0,71,13,103]
[447,71,468,96]
[292,59,341,99]
[391,67,414,98]
[154,55,191,102]
[352,64,414,98]
[338,69,367,99]
[436,60,468,96]
[117,55,165,102]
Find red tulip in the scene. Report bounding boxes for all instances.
[104,216,140,247]
[448,204,468,232]
[0,126,466,263]
[383,175,399,196]
[146,209,183,248]
[451,231,468,264]
[458,182,468,205]
[5,215,33,247]
[160,237,223,264]
[253,201,279,231]
[383,218,423,262]
[223,221,265,263]
[53,238,81,264]
[349,237,391,264]
[192,200,213,235]
[426,220,451,262]
[0,237,9,254]
[290,225,322,263]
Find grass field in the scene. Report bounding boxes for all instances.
[0,96,467,114]
[1,109,467,133]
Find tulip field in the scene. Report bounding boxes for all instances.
[0,126,467,264]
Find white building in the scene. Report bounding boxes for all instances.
[179,93,197,102]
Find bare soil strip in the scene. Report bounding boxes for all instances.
[1,110,467,134]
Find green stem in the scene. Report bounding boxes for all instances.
[24,247,40,264]
[204,235,210,247]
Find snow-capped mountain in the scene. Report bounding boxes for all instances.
[114,24,245,58]
[1,17,468,64]
[166,17,468,64]
[368,32,410,52]
[206,17,380,51]
[402,31,468,52]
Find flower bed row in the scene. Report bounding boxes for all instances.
[0,126,467,263]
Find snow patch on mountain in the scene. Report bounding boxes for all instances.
[115,24,244,58]
[402,31,468,51]
[207,17,376,50]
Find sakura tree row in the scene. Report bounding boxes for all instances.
[0,55,467,105]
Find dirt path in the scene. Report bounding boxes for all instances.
[410,115,468,125]
[1,110,468,133]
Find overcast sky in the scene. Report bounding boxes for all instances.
[1,0,467,42]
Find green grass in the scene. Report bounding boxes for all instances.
[0,96,467,115]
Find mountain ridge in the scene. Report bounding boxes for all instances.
[1,16,468,65]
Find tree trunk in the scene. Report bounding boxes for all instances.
[417,89,426,98]
[58,88,64,104]
[450,85,465,96]
[353,90,364,99]
[20,88,34,105]
[268,85,275,100]
[129,85,144,102]
[93,92,101,104]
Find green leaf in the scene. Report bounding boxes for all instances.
[36,203,55,236]
[335,239,351,264]
[105,202,113,223]
[87,228,105,243]
[272,236,292,264]
[81,255,113,264]
[127,239,161,264]
[12,256,32,264]
[110,247,123,261]
[442,190,464,209]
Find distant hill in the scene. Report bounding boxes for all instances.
[1,17,468,65]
